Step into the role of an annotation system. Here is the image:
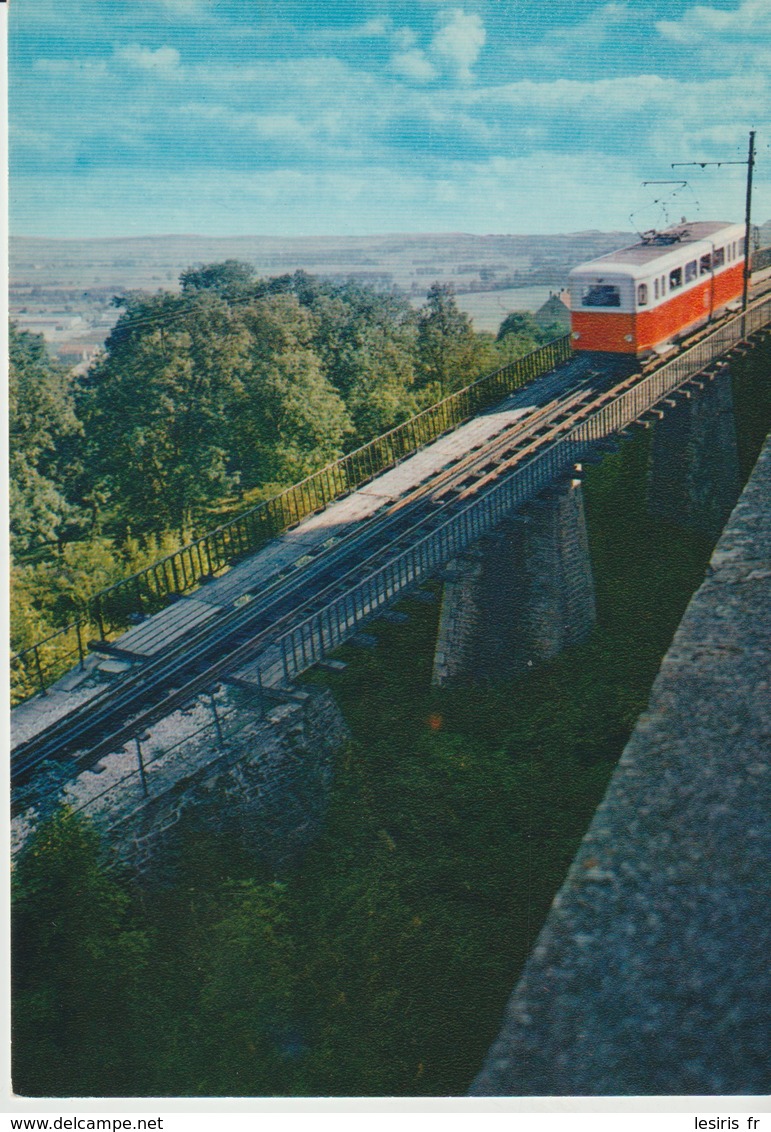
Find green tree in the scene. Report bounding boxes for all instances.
[77,291,249,539]
[303,284,420,442]
[497,310,565,356]
[9,324,84,554]
[180,260,257,300]
[231,293,353,485]
[416,283,480,396]
[12,809,152,1096]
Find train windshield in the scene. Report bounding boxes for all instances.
[581,284,621,308]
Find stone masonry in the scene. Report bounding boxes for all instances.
[647,362,741,541]
[13,685,350,879]
[470,432,771,1096]
[432,475,596,685]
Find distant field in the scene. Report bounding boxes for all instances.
[414,285,558,333]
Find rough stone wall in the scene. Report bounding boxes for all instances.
[432,477,596,686]
[647,364,741,540]
[101,687,349,878]
[521,477,596,660]
[470,433,771,1097]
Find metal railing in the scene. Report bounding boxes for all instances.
[273,293,771,681]
[11,335,571,702]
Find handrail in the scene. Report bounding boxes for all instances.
[11,334,571,701]
[272,292,771,683]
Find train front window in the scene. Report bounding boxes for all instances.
[685,260,697,283]
[581,284,621,307]
[669,267,682,290]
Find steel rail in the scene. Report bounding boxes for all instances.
[12,290,771,794]
[11,355,604,784]
[272,293,771,680]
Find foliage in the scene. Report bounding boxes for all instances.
[12,809,152,1096]
[179,259,257,299]
[9,324,84,554]
[76,291,249,539]
[496,310,562,344]
[416,283,482,396]
[12,265,553,657]
[12,417,746,1098]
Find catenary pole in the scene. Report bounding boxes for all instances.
[672,129,757,310]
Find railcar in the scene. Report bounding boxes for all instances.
[568,220,746,358]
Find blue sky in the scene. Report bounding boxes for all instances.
[9,0,771,238]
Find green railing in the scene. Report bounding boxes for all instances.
[11,334,571,703]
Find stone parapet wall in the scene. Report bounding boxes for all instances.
[470,433,771,1096]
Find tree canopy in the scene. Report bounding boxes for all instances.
[9,325,83,554]
[10,265,563,660]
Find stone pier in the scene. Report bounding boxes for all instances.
[647,362,741,540]
[432,475,595,686]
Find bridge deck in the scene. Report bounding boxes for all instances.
[11,357,590,748]
[176,360,590,611]
[471,433,771,1097]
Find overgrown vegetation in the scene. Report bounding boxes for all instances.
[10,270,560,660]
[11,290,769,1097]
[16,331,770,1095]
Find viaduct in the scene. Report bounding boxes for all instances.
[10,287,771,1094]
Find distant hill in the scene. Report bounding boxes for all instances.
[10,230,634,297]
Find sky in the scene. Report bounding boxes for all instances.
[8,0,771,239]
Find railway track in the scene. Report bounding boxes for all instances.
[13,279,769,796]
[12,353,624,791]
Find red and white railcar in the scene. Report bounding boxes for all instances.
[568,221,745,357]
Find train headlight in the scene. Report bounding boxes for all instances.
[624,335,634,342]
[572,332,581,340]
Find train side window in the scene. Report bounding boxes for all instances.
[713,247,725,268]
[637,283,648,306]
[669,267,682,290]
[654,278,659,300]
[661,275,666,294]
[700,253,712,275]
[685,260,697,283]
[581,284,621,307]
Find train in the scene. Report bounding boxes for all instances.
[568,220,746,358]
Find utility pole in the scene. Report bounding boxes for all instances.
[672,130,757,310]
[670,131,756,310]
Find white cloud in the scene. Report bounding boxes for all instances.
[118,44,182,73]
[180,102,310,143]
[656,0,771,43]
[345,17,391,38]
[314,17,393,43]
[390,49,437,82]
[394,27,418,50]
[431,8,486,82]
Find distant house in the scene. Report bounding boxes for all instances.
[534,291,570,330]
